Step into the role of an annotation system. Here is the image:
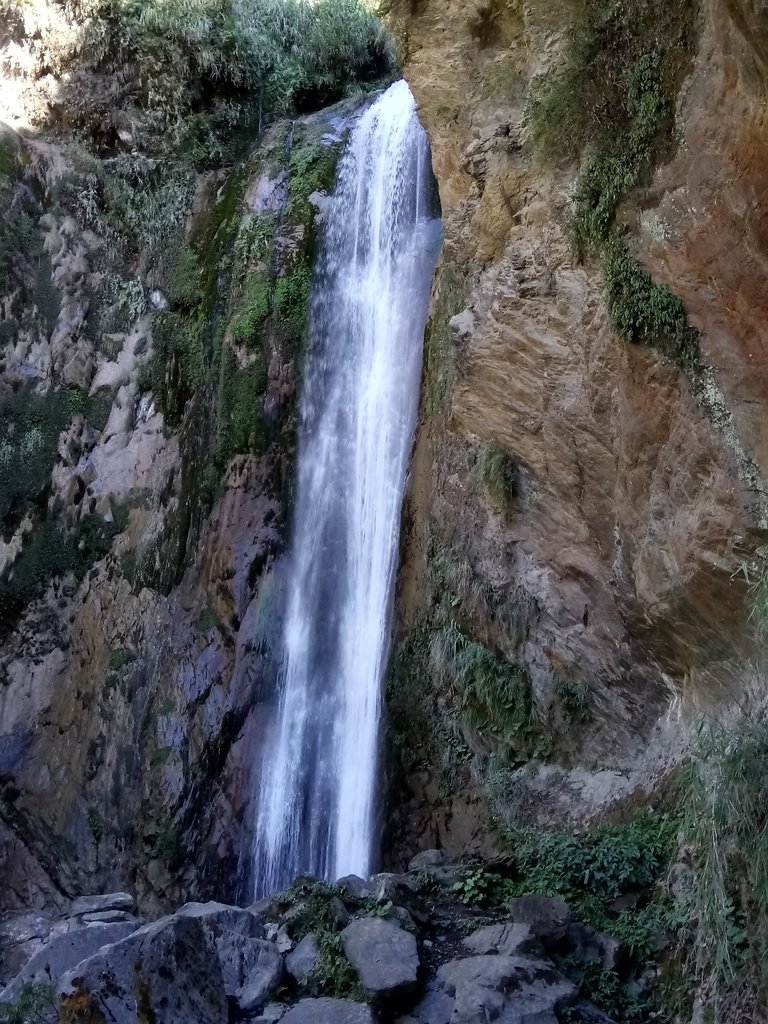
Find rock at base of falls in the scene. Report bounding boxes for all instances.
[281,998,375,1024]
[0,865,630,1024]
[341,917,419,1001]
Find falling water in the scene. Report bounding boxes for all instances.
[250,80,441,896]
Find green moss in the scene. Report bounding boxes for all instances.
[197,606,219,633]
[0,981,56,1024]
[87,806,103,843]
[422,261,469,418]
[285,138,341,227]
[152,813,183,869]
[166,246,202,309]
[231,273,272,347]
[215,346,269,466]
[274,262,311,343]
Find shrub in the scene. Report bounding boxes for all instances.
[431,623,537,759]
[602,237,699,369]
[682,716,768,998]
[474,440,517,512]
[0,982,56,1024]
[34,0,394,162]
[555,679,591,725]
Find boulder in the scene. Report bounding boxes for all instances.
[335,875,372,900]
[80,911,138,925]
[0,912,55,983]
[58,914,226,1024]
[280,997,375,1024]
[251,1003,290,1023]
[1,921,139,1002]
[462,922,541,957]
[508,895,573,946]
[368,873,418,904]
[341,917,418,1000]
[57,905,282,1022]
[286,934,320,982]
[177,901,266,938]
[407,850,448,872]
[562,923,621,970]
[70,893,135,917]
[432,954,577,1024]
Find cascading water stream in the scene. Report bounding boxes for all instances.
[250,80,441,897]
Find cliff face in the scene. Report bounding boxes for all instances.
[388,0,768,860]
[0,11,357,908]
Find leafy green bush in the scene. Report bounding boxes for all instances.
[42,0,393,162]
[602,237,699,369]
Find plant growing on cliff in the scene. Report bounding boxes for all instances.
[680,715,768,1005]
[0,982,56,1024]
[474,440,517,514]
[529,0,701,370]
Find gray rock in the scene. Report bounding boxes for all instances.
[462,922,541,957]
[286,933,320,982]
[397,988,454,1024]
[71,892,135,916]
[80,910,139,925]
[276,924,294,953]
[251,1003,290,1023]
[508,895,573,946]
[229,935,283,1013]
[407,850,448,872]
[434,955,577,1024]
[383,904,417,933]
[0,921,139,1002]
[58,915,226,1024]
[281,997,375,1024]
[571,999,619,1023]
[368,873,417,904]
[341,917,419,999]
[0,912,55,983]
[177,900,266,938]
[336,874,372,900]
[563,923,621,970]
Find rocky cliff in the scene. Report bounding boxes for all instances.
[387,0,768,861]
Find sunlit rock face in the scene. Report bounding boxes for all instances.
[387,0,768,859]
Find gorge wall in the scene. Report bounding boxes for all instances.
[386,0,768,862]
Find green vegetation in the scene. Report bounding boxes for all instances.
[681,716,768,1005]
[431,621,538,760]
[87,806,104,843]
[0,982,56,1024]
[152,813,183,869]
[555,679,591,725]
[448,814,680,1019]
[197,605,219,633]
[529,0,701,369]
[473,440,517,513]
[274,880,365,999]
[30,0,392,163]
[602,237,700,369]
[108,647,133,671]
[0,510,128,626]
[422,262,468,418]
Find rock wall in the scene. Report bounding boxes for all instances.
[387,0,768,861]
[0,73,354,913]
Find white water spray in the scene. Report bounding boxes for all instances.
[250,80,441,896]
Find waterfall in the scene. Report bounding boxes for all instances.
[250,80,441,896]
